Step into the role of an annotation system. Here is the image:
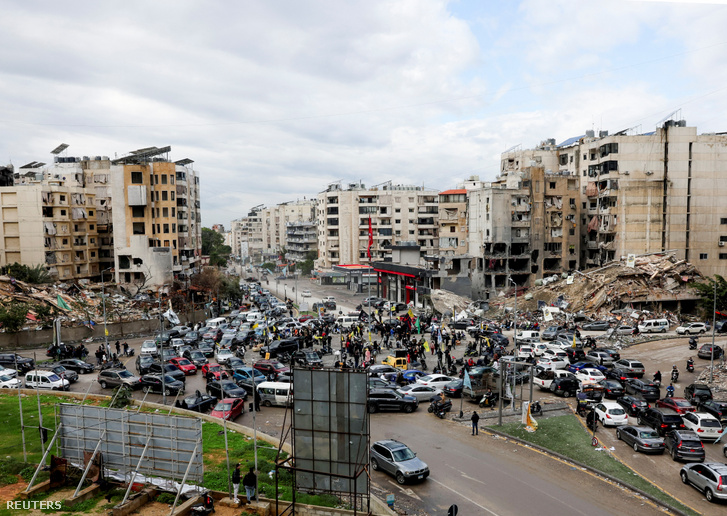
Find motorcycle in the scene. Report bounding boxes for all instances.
[686,360,694,373]
[530,400,542,416]
[666,386,675,397]
[671,369,679,383]
[688,337,698,350]
[428,399,452,419]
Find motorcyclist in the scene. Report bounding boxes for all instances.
[576,390,589,416]
[483,388,495,408]
[653,370,662,385]
[666,383,675,397]
[686,357,694,371]
[671,365,679,382]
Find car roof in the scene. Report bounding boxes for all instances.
[374,439,407,450]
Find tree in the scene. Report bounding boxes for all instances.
[693,275,727,317]
[5,263,51,284]
[298,251,317,277]
[202,228,231,267]
[0,303,30,333]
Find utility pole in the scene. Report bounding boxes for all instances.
[711,278,717,383]
[158,286,167,405]
[102,267,113,358]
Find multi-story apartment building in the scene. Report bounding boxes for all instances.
[315,182,440,269]
[0,146,202,290]
[469,167,580,300]
[261,200,316,261]
[286,220,317,262]
[499,121,727,279]
[234,207,264,264]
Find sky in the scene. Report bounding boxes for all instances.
[2,0,727,228]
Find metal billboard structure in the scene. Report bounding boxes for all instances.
[58,404,203,484]
[278,368,370,514]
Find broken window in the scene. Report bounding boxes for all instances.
[131,172,143,184]
[132,206,145,218]
[132,222,145,235]
[133,257,143,265]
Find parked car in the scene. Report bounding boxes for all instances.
[585,350,615,366]
[684,383,713,404]
[606,367,641,383]
[24,370,69,391]
[606,325,636,336]
[369,377,397,391]
[697,344,724,359]
[549,377,580,397]
[175,391,217,412]
[183,331,200,345]
[368,389,418,413]
[568,362,607,374]
[696,399,727,425]
[442,379,464,398]
[140,374,185,396]
[0,353,34,373]
[541,326,564,341]
[57,359,95,374]
[291,350,323,368]
[183,349,208,367]
[533,370,575,390]
[397,384,442,401]
[639,407,685,436]
[680,462,727,503]
[0,366,18,379]
[210,398,246,420]
[140,340,158,357]
[613,359,645,377]
[253,359,290,380]
[97,369,141,390]
[148,362,186,383]
[582,320,610,331]
[598,379,625,399]
[594,402,629,427]
[655,397,696,414]
[0,374,20,388]
[664,429,705,462]
[615,425,665,454]
[215,348,235,365]
[232,366,267,393]
[370,440,429,485]
[136,355,156,375]
[624,378,661,401]
[617,395,650,417]
[168,357,197,375]
[575,368,606,384]
[676,323,708,335]
[681,412,724,441]
[206,379,248,400]
[38,364,78,383]
[416,374,456,389]
[202,363,229,381]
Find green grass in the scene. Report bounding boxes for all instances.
[489,415,699,516]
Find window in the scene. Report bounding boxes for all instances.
[559,154,568,166]
[408,208,414,213]
[721,218,727,225]
[395,219,401,224]
[172,224,176,233]
[60,209,66,216]
[171,192,175,201]
[409,230,415,235]
[395,208,401,213]
[90,251,96,258]
[163,207,169,217]
[132,223,145,235]
[89,224,94,231]
[131,172,143,184]
[719,253,727,260]
[60,195,66,202]
[570,198,575,207]
[700,253,708,260]
[88,210,94,216]
[163,224,169,233]
[162,191,168,201]
[450,226,455,233]
[549,182,556,189]
[721,236,727,243]
[132,207,145,218]
[154,175,159,185]
[171,207,175,217]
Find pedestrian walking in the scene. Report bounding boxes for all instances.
[232,463,241,503]
[115,341,120,355]
[254,388,261,412]
[243,466,257,502]
[471,411,480,435]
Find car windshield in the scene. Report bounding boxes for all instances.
[702,420,722,428]
[119,370,134,378]
[177,359,191,365]
[214,402,232,411]
[392,447,416,462]
[674,400,692,407]
[142,342,155,349]
[210,366,221,371]
[0,375,12,382]
[273,363,286,370]
[47,374,61,381]
[221,382,237,390]
[639,431,659,438]
[191,352,204,358]
[608,408,626,415]
[163,375,177,383]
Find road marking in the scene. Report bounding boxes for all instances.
[428,477,501,516]
[385,480,421,500]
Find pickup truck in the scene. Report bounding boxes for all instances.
[0,353,34,374]
[533,369,576,390]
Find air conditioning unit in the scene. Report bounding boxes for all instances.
[719,241,725,247]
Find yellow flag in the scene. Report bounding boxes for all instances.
[423,340,430,353]
[526,403,539,433]
[572,334,577,348]
[407,309,414,319]
[104,328,109,336]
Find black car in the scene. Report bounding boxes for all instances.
[443,379,464,398]
[197,342,215,358]
[624,378,661,401]
[140,374,185,396]
[0,353,34,373]
[617,395,650,417]
[696,400,727,425]
[638,407,685,436]
[175,391,217,413]
[368,389,418,413]
[259,338,301,359]
[136,355,156,375]
[368,364,399,377]
[56,358,94,374]
[183,349,208,367]
[368,377,397,390]
[549,377,579,397]
[39,364,79,383]
[206,379,248,400]
[606,368,641,382]
[564,348,586,364]
[183,331,200,345]
[226,357,246,372]
[697,344,724,359]
[684,383,713,404]
[292,350,323,368]
[148,363,186,383]
[664,429,705,462]
[582,320,610,331]
[598,379,625,399]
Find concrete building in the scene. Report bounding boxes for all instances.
[235,206,264,264]
[286,220,318,262]
[0,145,202,290]
[315,181,439,269]
[261,199,316,262]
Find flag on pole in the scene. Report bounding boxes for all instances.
[367,216,373,259]
[525,403,539,433]
[105,328,109,336]
[572,333,577,348]
[463,368,472,390]
[422,339,430,353]
[57,295,71,311]
[163,308,180,325]
[415,317,421,334]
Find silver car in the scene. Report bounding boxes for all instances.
[613,359,645,378]
[680,462,727,503]
[615,425,665,454]
[371,440,429,485]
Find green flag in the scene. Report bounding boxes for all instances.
[57,295,71,311]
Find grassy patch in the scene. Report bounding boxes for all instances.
[489,415,699,516]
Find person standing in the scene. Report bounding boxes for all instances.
[254,387,261,412]
[471,411,480,435]
[243,466,257,502]
[231,463,241,503]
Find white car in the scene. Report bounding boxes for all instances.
[516,346,534,359]
[0,374,20,388]
[0,366,18,379]
[575,368,606,384]
[171,325,191,336]
[676,323,708,335]
[681,412,724,441]
[301,290,312,298]
[594,402,628,427]
[532,343,549,357]
[396,385,442,401]
[216,348,234,365]
[416,374,455,389]
[140,340,158,357]
[536,356,569,370]
[533,369,575,390]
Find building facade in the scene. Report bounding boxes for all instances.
[261,199,316,262]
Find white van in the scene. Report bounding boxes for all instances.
[25,370,69,391]
[515,331,540,344]
[257,381,292,407]
[638,319,669,334]
[336,316,358,328]
[205,317,227,329]
[246,312,263,323]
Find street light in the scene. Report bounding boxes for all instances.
[101,267,114,358]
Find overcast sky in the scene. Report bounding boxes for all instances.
[2,0,727,228]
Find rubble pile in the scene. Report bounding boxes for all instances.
[429,289,475,317]
[495,253,705,318]
[696,365,727,397]
[0,275,161,330]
